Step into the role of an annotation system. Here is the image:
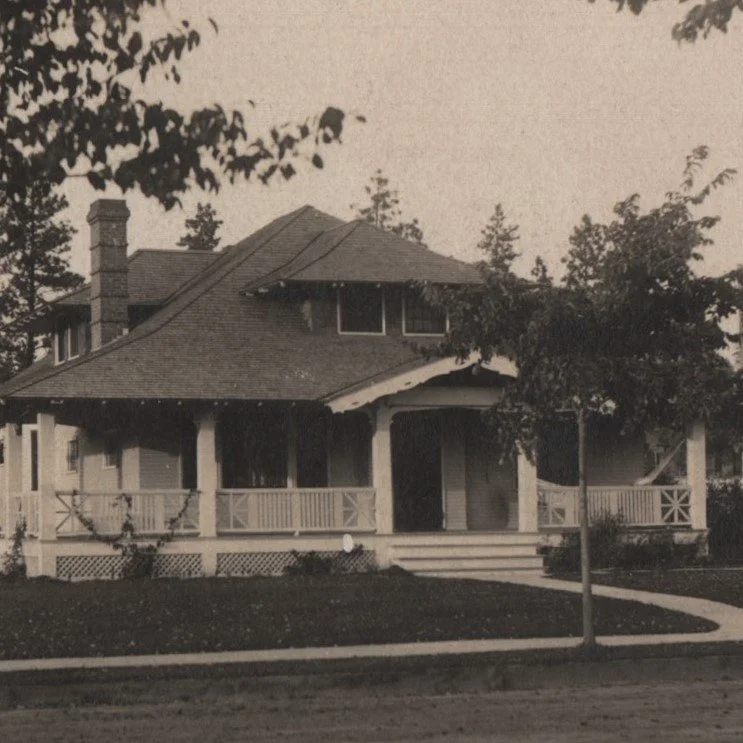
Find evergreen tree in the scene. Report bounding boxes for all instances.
[177,203,223,251]
[0,183,83,372]
[352,170,426,246]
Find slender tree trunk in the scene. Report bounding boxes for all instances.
[578,407,595,648]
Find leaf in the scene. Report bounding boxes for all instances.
[311,154,324,169]
[87,171,106,190]
[127,32,142,56]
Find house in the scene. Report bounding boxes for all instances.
[0,200,708,579]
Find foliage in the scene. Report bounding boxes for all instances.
[283,545,368,576]
[0,573,713,660]
[0,183,83,374]
[707,478,743,562]
[543,514,703,573]
[352,169,426,245]
[426,148,742,464]
[0,518,27,582]
[176,202,222,252]
[1,1,360,210]
[72,490,196,579]
[593,0,743,41]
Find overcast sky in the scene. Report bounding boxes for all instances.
[61,0,743,280]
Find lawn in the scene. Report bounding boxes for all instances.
[0,572,716,660]
[581,568,743,608]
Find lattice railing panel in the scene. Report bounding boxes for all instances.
[56,553,203,580]
[216,550,377,577]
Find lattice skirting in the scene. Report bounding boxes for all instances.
[57,553,203,580]
[217,550,378,577]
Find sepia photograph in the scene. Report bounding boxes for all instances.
[1,1,743,740]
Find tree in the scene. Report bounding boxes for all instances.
[1,1,360,210]
[593,0,743,41]
[426,149,742,647]
[177,202,223,251]
[352,170,427,245]
[0,183,83,372]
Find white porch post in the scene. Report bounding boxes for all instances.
[286,406,298,489]
[37,412,57,577]
[517,448,539,533]
[372,402,394,535]
[195,409,219,547]
[687,420,707,531]
[3,423,22,537]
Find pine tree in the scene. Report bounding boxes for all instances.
[0,183,83,372]
[177,203,223,251]
[352,170,427,246]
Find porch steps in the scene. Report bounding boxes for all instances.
[387,532,544,577]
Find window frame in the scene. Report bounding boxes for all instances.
[402,288,449,337]
[55,315,81,365]
[66,438,79,473]
[336,285,386,336]
[102,435,119,470]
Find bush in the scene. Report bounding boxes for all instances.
[283,545,369,576]
[0,519,27,582]
[707,478,743,563]
[544,513,703,573]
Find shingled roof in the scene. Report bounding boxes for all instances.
[56,249,220,306]
[0,206,482,402]
[244,219,480,293]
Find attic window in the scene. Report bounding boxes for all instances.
[55,316,83,363]
[337,285,385,335]
[403,289,448,335]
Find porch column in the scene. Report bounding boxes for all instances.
[3,423,22,537]
[36,412,58,577]
[517,448,539,533]
[687,420,707,531]
[195,409,219,540]
[286,407,298,489]
[372,402,394,534]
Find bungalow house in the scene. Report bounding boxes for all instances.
[0,200,708,579]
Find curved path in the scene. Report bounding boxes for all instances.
[1,574,742,673]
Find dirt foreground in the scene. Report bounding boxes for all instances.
[1,676,742,742]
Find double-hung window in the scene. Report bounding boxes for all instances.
[337,285,385,335]
[403,288,447,335]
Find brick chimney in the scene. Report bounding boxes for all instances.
[87,199,130,350]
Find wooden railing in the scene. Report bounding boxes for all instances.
[537,482,692,528]
[55,490,200,536]
[216,488,376,533]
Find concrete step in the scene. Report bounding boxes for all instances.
[425,567,544,579]
[386,532,540,547]
[390,544,540,560]
[395,556,544,572]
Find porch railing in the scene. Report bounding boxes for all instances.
[55,490,200,537]
[3,492,40,537]
[537,482,692,528]
[216,487,376,533]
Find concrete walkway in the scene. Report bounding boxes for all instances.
[1,576,742,674]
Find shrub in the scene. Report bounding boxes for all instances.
[543,513,704,573]
[0,519,27,582]
[707,479,743,563]
[283,545,369,576]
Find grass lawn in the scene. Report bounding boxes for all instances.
[576,568,743,607]
[0,572,716,661]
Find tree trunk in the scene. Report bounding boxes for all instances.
[578,407,595,648]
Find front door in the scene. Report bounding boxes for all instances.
[392,411,443,532]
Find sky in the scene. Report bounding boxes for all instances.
[61,0,743,280]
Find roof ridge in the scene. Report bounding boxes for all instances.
[2,207,313,397]
[282,221,362,282]
[243,219,358,293]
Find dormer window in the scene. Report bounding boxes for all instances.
[337,285,385,335]
[55,316,86,364]
[403,288,448,335]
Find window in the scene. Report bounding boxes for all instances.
[103,435,119,469]
[66,439,79,473]
[55,315,81,363]
[403,289,447,335]
[337,285,385,334]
